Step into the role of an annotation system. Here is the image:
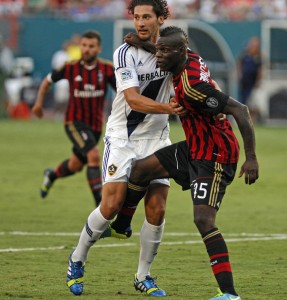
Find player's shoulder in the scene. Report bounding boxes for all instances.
[97,57,114,67]
[114,42,133,54]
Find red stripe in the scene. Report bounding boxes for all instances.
[210,252,229,260]
[204,237,223,246]
[212,262,232,275]
[88,178,101,184]
[121,207,136,217]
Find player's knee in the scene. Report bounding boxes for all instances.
[87,147,100,165]
[194,214,214,234]
[100,198,122,219]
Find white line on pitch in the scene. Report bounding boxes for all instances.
[0,235,286,253]
[0,231,286,237]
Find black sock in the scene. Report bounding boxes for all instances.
[202,228,237,296]
[111,181,148,232]
[87,166,102,207]
[54,159,74,180]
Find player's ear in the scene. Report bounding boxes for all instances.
[158,16,164,25]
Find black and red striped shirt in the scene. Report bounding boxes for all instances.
[51,59,116,132]
[173,52,240,164]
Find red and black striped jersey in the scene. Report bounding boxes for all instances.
[173,51,240,164]
[51,59,116,132]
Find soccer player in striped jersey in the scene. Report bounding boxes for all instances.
[119,26,259,300]
[32,31,116,207]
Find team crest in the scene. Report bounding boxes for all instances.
[121,70,133,81]
[98,70,103,83]
[108,164,118,175]
[206,97,218,108]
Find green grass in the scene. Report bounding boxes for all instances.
[0,119,287,299]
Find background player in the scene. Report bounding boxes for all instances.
[32,30,116,207]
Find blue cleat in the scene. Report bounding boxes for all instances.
[40,168,55,198]
[99,224,132,239]
[134,274,166,297]
[66,253,85,296]
[209,289,241,300]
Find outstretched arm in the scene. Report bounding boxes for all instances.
[223,98,259,184]
[32,77,52,118]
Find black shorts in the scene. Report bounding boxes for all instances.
[154,141,237,209]
[65,121,101,164]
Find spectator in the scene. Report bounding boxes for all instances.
[237,36,262,105]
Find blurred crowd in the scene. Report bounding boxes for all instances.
[0,0,286,21]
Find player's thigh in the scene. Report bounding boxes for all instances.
[130,154,170,183]
[189,160,237,210]
[139,138,171,186]
[155,141,190,190]
[102,136,136,183]
[65,121,100,162]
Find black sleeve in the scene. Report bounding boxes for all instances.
[50,66,65,83]
[187,82,229,115]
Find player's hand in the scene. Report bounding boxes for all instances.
[32,103,44,118]
[124,33,142,48]
[238,158,259,185]
[214,113,226,121]
[124,32,156,54]
[169,98,188,117]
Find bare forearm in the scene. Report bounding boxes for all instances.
[233,103,257,160]
[35,78,52,105]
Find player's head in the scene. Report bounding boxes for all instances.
[155,26,188,74]
[127,0,170,43]
[80,30,102,65]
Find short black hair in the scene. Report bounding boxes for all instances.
[127,0,170,19]
[160,26,188,44]
[81,31,102,45]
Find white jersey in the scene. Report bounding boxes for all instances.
[105,43,173,140]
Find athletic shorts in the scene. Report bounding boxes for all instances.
[102,136,171,186]
[65,121,101,164]
[155,141,237,210]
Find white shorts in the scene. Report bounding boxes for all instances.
[102,136,171,186]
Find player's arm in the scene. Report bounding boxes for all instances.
[32,76,53,118]
[123,86,185,115]
[124,33,156,54]
[32,66,65,118]
[222,97,259,184]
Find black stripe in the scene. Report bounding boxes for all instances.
[118,44,130,68]
[127,77,165,137]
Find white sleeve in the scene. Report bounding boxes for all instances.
[46,73,53,83]
[113,45,139,91]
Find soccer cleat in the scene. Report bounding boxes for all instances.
[209,289,241,300]
[134,274,166,297]
[66,253,85,296]
[99,223,132,239]
[40,168,55,198]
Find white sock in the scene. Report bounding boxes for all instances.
[72,207,110,263]
[136,219,165,281]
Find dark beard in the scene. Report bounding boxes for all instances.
[85,54,97,64]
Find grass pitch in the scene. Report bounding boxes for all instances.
[0,119,286,299]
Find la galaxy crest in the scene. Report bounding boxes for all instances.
[108,164,117,175]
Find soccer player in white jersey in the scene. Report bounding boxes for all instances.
[66,0,184,297]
